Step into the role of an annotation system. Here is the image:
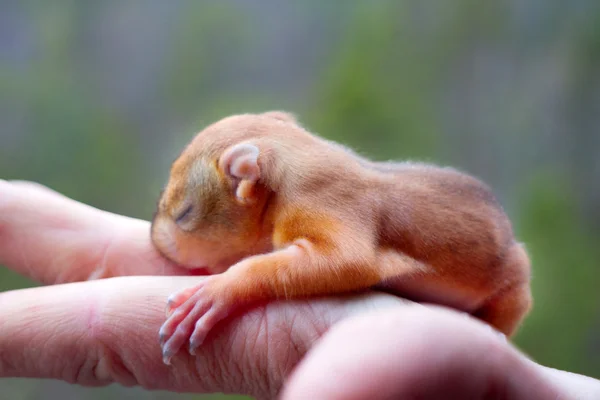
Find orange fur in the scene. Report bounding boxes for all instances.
[152,111,532,345]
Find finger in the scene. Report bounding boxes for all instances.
[282,305,585,400]
[536,364,600,399]
[0,275,408,398]
[0,180,192,284]
[0,276,208,390]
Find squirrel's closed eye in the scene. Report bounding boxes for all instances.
[175,204,194,224]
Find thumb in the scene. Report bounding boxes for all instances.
[282,306,579,400]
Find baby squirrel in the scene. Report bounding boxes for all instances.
[151,111,532,364]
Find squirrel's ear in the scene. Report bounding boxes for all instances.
[261,111,298,124]
[219,143,260,183]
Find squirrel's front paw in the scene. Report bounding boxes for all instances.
[159,277,233,364]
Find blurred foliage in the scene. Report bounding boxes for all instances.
[1,1,600,398]
[516,173,600,375]
[311,1,439,161]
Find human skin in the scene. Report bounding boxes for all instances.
[0,180,598,399]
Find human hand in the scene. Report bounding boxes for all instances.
[1,180,599,399]
[0,179,407,398]
[283,305,600,399]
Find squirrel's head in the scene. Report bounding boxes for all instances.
[150,111,298,272]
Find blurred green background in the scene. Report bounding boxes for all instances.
[1,1,599,398]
